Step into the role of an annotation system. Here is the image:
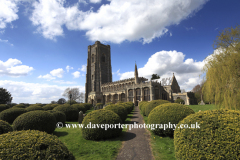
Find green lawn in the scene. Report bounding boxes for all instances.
[142,104,218,160]
[53,108,134,160]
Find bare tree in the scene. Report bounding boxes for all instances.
[181,89,186,93]
[62,87,84,102]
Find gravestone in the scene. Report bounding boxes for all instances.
[199,94,205,105]
[78,111,83,124]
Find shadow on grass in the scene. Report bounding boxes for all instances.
[53,130,68,137]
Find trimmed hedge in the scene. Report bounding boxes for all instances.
[140,102,149,116]
[53,105,78,121]
[82,109,122,140]
[12,110,57,134]
[0,130,75,160]
[174,98,185,104]
[0,120,13,135]
[104,104,128,122]
[0,108,26,124]
[26,105,43,112]
[72,104,86,113]
[148,103,194,137]
[174,109,240,160]
[12,104,26,108]
[139,101,147,111]
[42,104,55,111]
[145,100,170,117]
[47,110,66,125]
[0,104,7,112]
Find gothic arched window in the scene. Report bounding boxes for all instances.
[101,55,105,62]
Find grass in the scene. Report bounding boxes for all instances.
[141,104,217,160]
[53,108,134,160]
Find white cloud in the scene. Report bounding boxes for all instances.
[66,65,73,72]
[53,80,77,84]
[79,0,88,5]
[0,58,34,77]
[50,68,64,78]
[38,74,55,81]
[0,0,19,29]
[0,38,13,46]
[119,50,206,92]
[29,0,209,43]
[89,0,101,3]
[0,80,85,104]
[79,64,86,72]
[72,71,80,78]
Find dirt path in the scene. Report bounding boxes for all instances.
[116,106,154,160]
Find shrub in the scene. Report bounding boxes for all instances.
[0,120,13,135]
[0,130,75,160]
[25,105,43,112]
[104,104,127,122]
[84,103,93,110]
[47,110,66,125]
[12,104,26,108]
[174,109,240,159]
[139,101,147,111]
[42,104,55,111]
[174,98,185,104]
[121,102,133,113]
[145,100,170,117]
[96,103,103,109]
[51,104,60,108]
[141,102,149,116]
[12,110,57,134]
[53,105,78,121]
[0,108,26,124]
[0,104,7,112]
[125,102,134,111]
[82,109,122,140]
[72,104,86,113]
[148,103,195,137]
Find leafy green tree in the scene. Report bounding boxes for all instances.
[57,98,66,104]
[151,74,160,80]
[0,88,12,104]
[202,25,240,110]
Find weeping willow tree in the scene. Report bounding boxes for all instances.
[202,25,240,110]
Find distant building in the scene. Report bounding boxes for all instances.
[85,41,191,106]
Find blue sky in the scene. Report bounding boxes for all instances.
[0,0,240,104]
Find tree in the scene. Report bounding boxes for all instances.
[151,74,160,80]
[51,101,57,104]
[57,98,66,104]
[0,88,12,104]
[62,87,84,102]
[202,25,240,110]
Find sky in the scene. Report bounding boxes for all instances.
[0,0,240,104]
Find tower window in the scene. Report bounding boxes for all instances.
[92,55,94,63]
[101,55,105,62]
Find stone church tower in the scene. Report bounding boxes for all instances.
[85,41,112,103]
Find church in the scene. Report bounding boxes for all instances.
[85,41,190,106]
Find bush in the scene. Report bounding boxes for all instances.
[25,105,43,112]
[174,109,240,159]
[72,104,86,113]
[140,102,149,116]
[42,104,55,111]
[12,110,57,134]
[121,102,133,113]
[139,101,147,111]
[104,104,128,122]
[96,103,103,109]
[0,130,75,160]
[145,100,170,117]
[0,104,7,112]
[12,104,26,108]
[0,108,26,124]
[51,104,60,108]
[174,98,185,104]
[0,120,13,135]
[82,109,122,140]
[47,110,66,125]
[148,103,194,137]
[84,103,93,110]
[53,105,78,121]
